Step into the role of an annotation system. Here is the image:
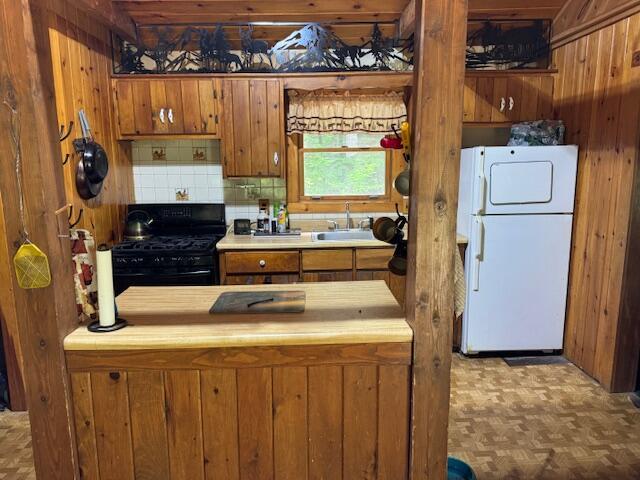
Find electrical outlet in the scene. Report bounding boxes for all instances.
[633,50,640,68]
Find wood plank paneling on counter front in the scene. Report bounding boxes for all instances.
[69,364,411,479]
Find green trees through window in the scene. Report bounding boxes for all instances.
[302,133,387,197]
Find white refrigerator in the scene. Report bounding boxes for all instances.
[457,146,578,354]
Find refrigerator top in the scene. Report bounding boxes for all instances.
[459,145,578,218]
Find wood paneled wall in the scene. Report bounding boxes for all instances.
[0,0,133,413]
[552,0,640,47]
[0,0,81,475]
[553,11,640,391]
[48,0,133,245]
[69,364,410,480]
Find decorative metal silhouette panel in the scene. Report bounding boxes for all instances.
[112,21,550,74]
[113,23,413,74]
[466,20,551,70]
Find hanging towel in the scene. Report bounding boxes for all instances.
[70,229,98,323]
[454,249,466,317]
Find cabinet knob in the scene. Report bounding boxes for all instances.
[259,259,266,268]
[273,152,279,166]
[159,108,165,124]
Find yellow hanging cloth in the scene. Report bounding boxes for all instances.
[13,241,51,289]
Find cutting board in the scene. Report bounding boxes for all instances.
[210,291,306,314]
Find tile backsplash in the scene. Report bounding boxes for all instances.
[132,140,285,224]
[133,140,223,204]
[132,140,398,227]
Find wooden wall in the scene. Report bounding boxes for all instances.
[0,0,82,475]
[48,0,133,245]
[68,364,410,480]
[0,0,132,412]
[553,0,640,47]
[552,11,640,391]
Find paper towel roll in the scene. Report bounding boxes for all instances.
[96,245,116,327]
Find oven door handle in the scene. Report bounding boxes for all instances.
[114,270,212,277]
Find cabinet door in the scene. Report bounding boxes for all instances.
[464,74,554,124]
[302,271,354,282]
[198,78,221,135]
[463,77,477,122]
[116,80,154,135]
[164,80,185,133]
[222,79,284,177]
[114,78,222,137]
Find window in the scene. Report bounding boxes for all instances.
[300,133,390,199]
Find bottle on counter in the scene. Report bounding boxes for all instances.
[257,208,269,233]
[277,204,287,233]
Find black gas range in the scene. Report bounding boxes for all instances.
[112,204,226,295]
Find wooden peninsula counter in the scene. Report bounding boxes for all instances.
[64,281,413,480]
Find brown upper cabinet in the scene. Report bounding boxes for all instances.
[222,79,285,178]
[113,78,222,137]
[463,72,554,124]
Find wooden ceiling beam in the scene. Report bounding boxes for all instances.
[76,0,136,40]
[126,12,403,25]
[113,0,409,16]
[400,0,565,37]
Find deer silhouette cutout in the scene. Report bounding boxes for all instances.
[240,26,273,69]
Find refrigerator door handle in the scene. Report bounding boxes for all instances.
[472,216,484,291]
[475,172,487,214]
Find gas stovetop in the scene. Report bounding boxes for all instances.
[114,235,218,254]
[112,235,223,269]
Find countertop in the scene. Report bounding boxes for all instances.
[64,281,412,351]
[217,231,469,250]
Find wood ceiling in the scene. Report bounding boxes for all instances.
[113,0,569,27]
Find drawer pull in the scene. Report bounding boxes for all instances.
[259,260,266,268]
[159,108,165,124]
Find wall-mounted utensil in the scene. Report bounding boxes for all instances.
[394,168,410,196]
[73,110,109,200]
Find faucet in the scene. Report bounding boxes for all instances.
[345,201,351,230]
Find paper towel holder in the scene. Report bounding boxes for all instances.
[88,244,128,333]
[88,317,127,332]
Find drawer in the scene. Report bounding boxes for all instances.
[302,249,353,271]
[224,251,300,274]
[355,248,394,270]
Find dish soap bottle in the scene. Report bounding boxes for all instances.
[277,204,287,233]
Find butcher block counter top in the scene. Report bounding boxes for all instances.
[63,281,412,351]
[217,231,468,250]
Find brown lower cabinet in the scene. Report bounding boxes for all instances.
[219,247,405,305]
[219,247,465,349]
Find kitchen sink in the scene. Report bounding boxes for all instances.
[312,230,375,241]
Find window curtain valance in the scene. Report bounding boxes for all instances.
[286,90,407,134]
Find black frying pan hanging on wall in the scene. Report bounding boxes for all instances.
[73,109,109,200]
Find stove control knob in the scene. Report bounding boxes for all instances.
[259,259,266,268]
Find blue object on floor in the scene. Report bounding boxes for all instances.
[448,457,477,480]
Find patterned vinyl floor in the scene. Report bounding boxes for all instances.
[449,355,640,479]
[0,356,638,480]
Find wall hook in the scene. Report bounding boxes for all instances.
[59,121,74,142]
[62,153,70,165]
[68,206,83,228]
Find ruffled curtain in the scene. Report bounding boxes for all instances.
[287,90,407,134]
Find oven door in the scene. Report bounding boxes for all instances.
[114,269,217,296]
